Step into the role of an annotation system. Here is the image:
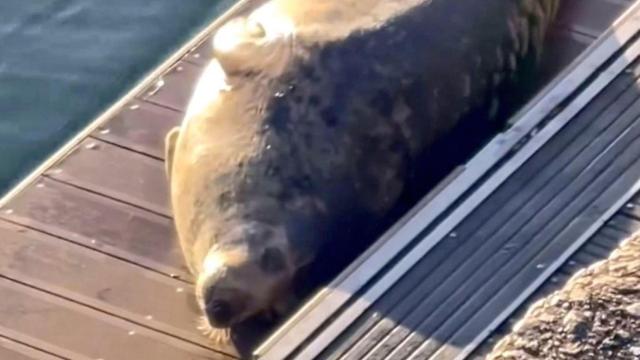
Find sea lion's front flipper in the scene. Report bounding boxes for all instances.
[271,291,301,320]
[165,127,180,182]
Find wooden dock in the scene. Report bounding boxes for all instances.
[0,0,635,359]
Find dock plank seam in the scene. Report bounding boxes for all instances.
[0,216,192,285]
[0,327,85,360]
[88,134,166,161]
[0,334,68,360]
[42,174,172,220]
[0,274,230,356]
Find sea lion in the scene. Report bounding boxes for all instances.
[165,0,560,342]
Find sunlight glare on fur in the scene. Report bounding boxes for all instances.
[203,251,225,276]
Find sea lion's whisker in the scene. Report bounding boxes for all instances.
[197,316,232,344]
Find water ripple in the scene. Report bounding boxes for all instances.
[0,0,236,193]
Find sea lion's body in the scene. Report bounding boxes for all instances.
[165,0,560,335]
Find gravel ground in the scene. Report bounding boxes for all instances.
[486,232,640,360]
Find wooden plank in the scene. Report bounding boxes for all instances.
[557,0,630,37]
[185,38,214,67]
[0,327,86,360]
[92,100,182,160]
[0,277,229,360]
[0,220,232,354]
[326,57,640,360]
[46,138,170,217]
[0,178,190,280]
[0,336,62,360]
[141,61,203,112]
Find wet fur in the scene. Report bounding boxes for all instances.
[165,0,560,346]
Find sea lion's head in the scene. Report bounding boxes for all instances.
[164,6,318,341]
[194,220,298,329]
[166,0,407,342]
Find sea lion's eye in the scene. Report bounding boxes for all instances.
[245,227,273,245]
[260,247,286,273]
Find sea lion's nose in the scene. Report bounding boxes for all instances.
[207,299,233,326]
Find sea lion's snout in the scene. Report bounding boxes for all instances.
[207,300,232,326]
[196,221,296,329]
[203,285,248,328]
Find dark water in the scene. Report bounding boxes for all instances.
[0,0,236,195]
